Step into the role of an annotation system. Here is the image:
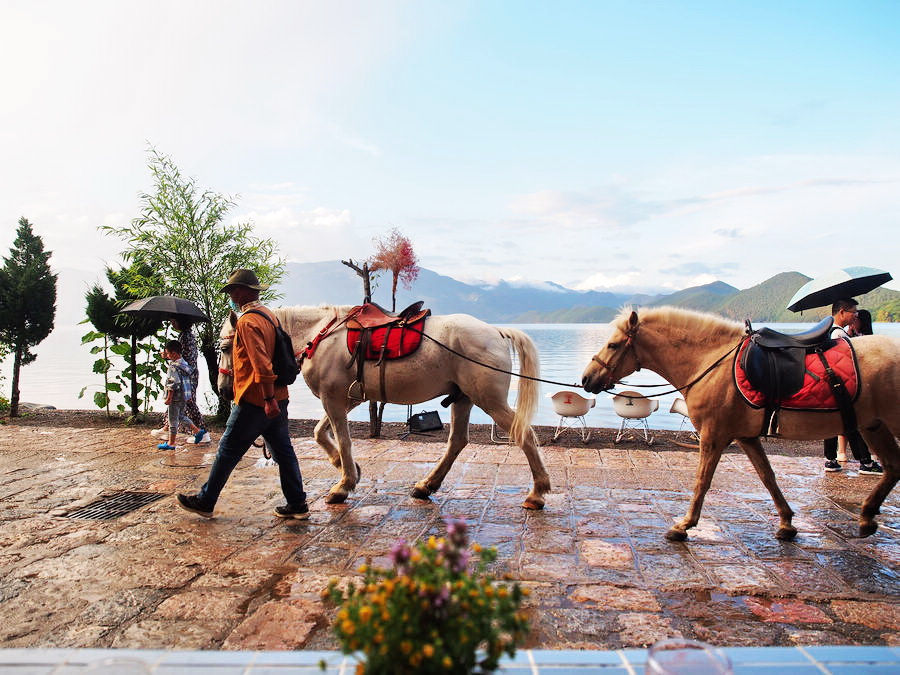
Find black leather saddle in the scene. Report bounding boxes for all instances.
[741,317,834,402]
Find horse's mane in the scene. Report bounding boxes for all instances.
[273,304,354,339]
[618,305,744,343]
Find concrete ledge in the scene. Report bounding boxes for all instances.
[1,646,899,673]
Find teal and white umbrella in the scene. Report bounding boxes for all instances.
[787,267,892,312]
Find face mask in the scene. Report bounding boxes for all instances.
[228,299,242,312]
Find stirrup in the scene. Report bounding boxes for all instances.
[347,380,367,401]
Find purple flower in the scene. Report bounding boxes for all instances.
[390,540,411,567]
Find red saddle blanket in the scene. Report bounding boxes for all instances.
[346,315,427,360]
[734,337,859,410]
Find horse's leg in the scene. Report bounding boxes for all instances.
[411,397,473,500]
[736,437,796,540]
[857,421,899,537]
[666,433,728,541]
[484,403,550,510]
[314,409,362,480]
[320,395,359,504]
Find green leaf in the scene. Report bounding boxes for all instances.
[89,345,102,354]
[106,382,122,392]
[93,391,109,409]
[116,404,125,412]
[77,386,87,399]
[92,358,111,374]
[110,343,132,356]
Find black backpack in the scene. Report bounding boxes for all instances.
[241,309,300,386]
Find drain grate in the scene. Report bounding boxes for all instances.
[66,491,167,520]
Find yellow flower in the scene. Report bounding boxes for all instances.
[411,551,422,563]
[381,610,390,621]
[358,563,368,574]
[427,536,437,550]
[410,653,422,667]
[484,586,495,597]
[498,587,509,599]
[337,609,349,622]
[341,620,355,635]
[383,579,395,593]
[374,632,384,644]
[521,587,531,596]
[400,640,413,654]
[423,644,435,658]
[443,656,453,669]
[472,543,482,553]
[359,606,373,622]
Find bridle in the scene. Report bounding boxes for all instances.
[591,322,641,378]
[218,333,234,377]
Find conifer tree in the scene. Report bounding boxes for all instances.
[0,218,57,416]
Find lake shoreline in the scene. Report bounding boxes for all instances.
[4,407,825,457]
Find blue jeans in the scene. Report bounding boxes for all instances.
[196,400,306,509]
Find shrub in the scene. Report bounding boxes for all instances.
[323,519,529,674]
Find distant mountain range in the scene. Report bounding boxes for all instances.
[278,261,900,323]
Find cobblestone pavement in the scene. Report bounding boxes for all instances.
[0,421,897,652]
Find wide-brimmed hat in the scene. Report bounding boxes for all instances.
[219,269,269,293]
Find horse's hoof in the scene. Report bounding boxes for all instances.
[410,486,432,501]
[665,527,688,542]
[776,526,798,541]
[859,522,878,538]
[522,498,544,510]
[325,492,348,504]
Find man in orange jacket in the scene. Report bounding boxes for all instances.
[176,269,309,520]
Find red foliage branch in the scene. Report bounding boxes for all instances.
[370,228,420,311]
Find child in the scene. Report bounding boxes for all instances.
[158,339,206,450]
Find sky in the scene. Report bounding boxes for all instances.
[2,0,899,300]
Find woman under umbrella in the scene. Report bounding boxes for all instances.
[152,317,210,443]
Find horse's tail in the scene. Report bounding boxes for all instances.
[498,327,539,446]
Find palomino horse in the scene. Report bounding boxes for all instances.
[218,306,550,508]
[582,307,899,540]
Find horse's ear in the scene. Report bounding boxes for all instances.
[229,311,237,328]
[628,310,639,328]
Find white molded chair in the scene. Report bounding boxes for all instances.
[548,390,596,443]
[669,397,699,443]
[612,390,658,445]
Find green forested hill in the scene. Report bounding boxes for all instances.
[716,272,816,322]
[648,280,738,311]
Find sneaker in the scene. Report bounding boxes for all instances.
[273,503,310,521]
[176,493,214,518]
[150,427,168,438]
[187,430,212,445]
[824,459,842,472]
[836,450,848,462]
[157,442,177,450]
[859,460,884,475]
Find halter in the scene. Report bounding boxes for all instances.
[591,322,641,375]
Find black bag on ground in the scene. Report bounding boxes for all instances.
[408,410,442,432]
[242,309,300,386]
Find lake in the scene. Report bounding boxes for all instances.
[5,322,899,431]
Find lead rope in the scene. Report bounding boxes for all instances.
[401,325,744,400]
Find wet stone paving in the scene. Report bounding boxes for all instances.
[0,419,897,653]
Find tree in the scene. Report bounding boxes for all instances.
[80,265,163,418]
[369,228,420,312]
[0,218,57,417]
[102,147,285,416]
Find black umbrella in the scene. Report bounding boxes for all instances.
[118,295,211,323]
[787,267,893,312]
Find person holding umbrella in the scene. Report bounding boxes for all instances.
[823,299,883,476]
[150,317,210,444]
[119,295,213,443]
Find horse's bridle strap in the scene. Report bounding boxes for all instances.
[592,325,640,374]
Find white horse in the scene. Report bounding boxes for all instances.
[218,305,550,508]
